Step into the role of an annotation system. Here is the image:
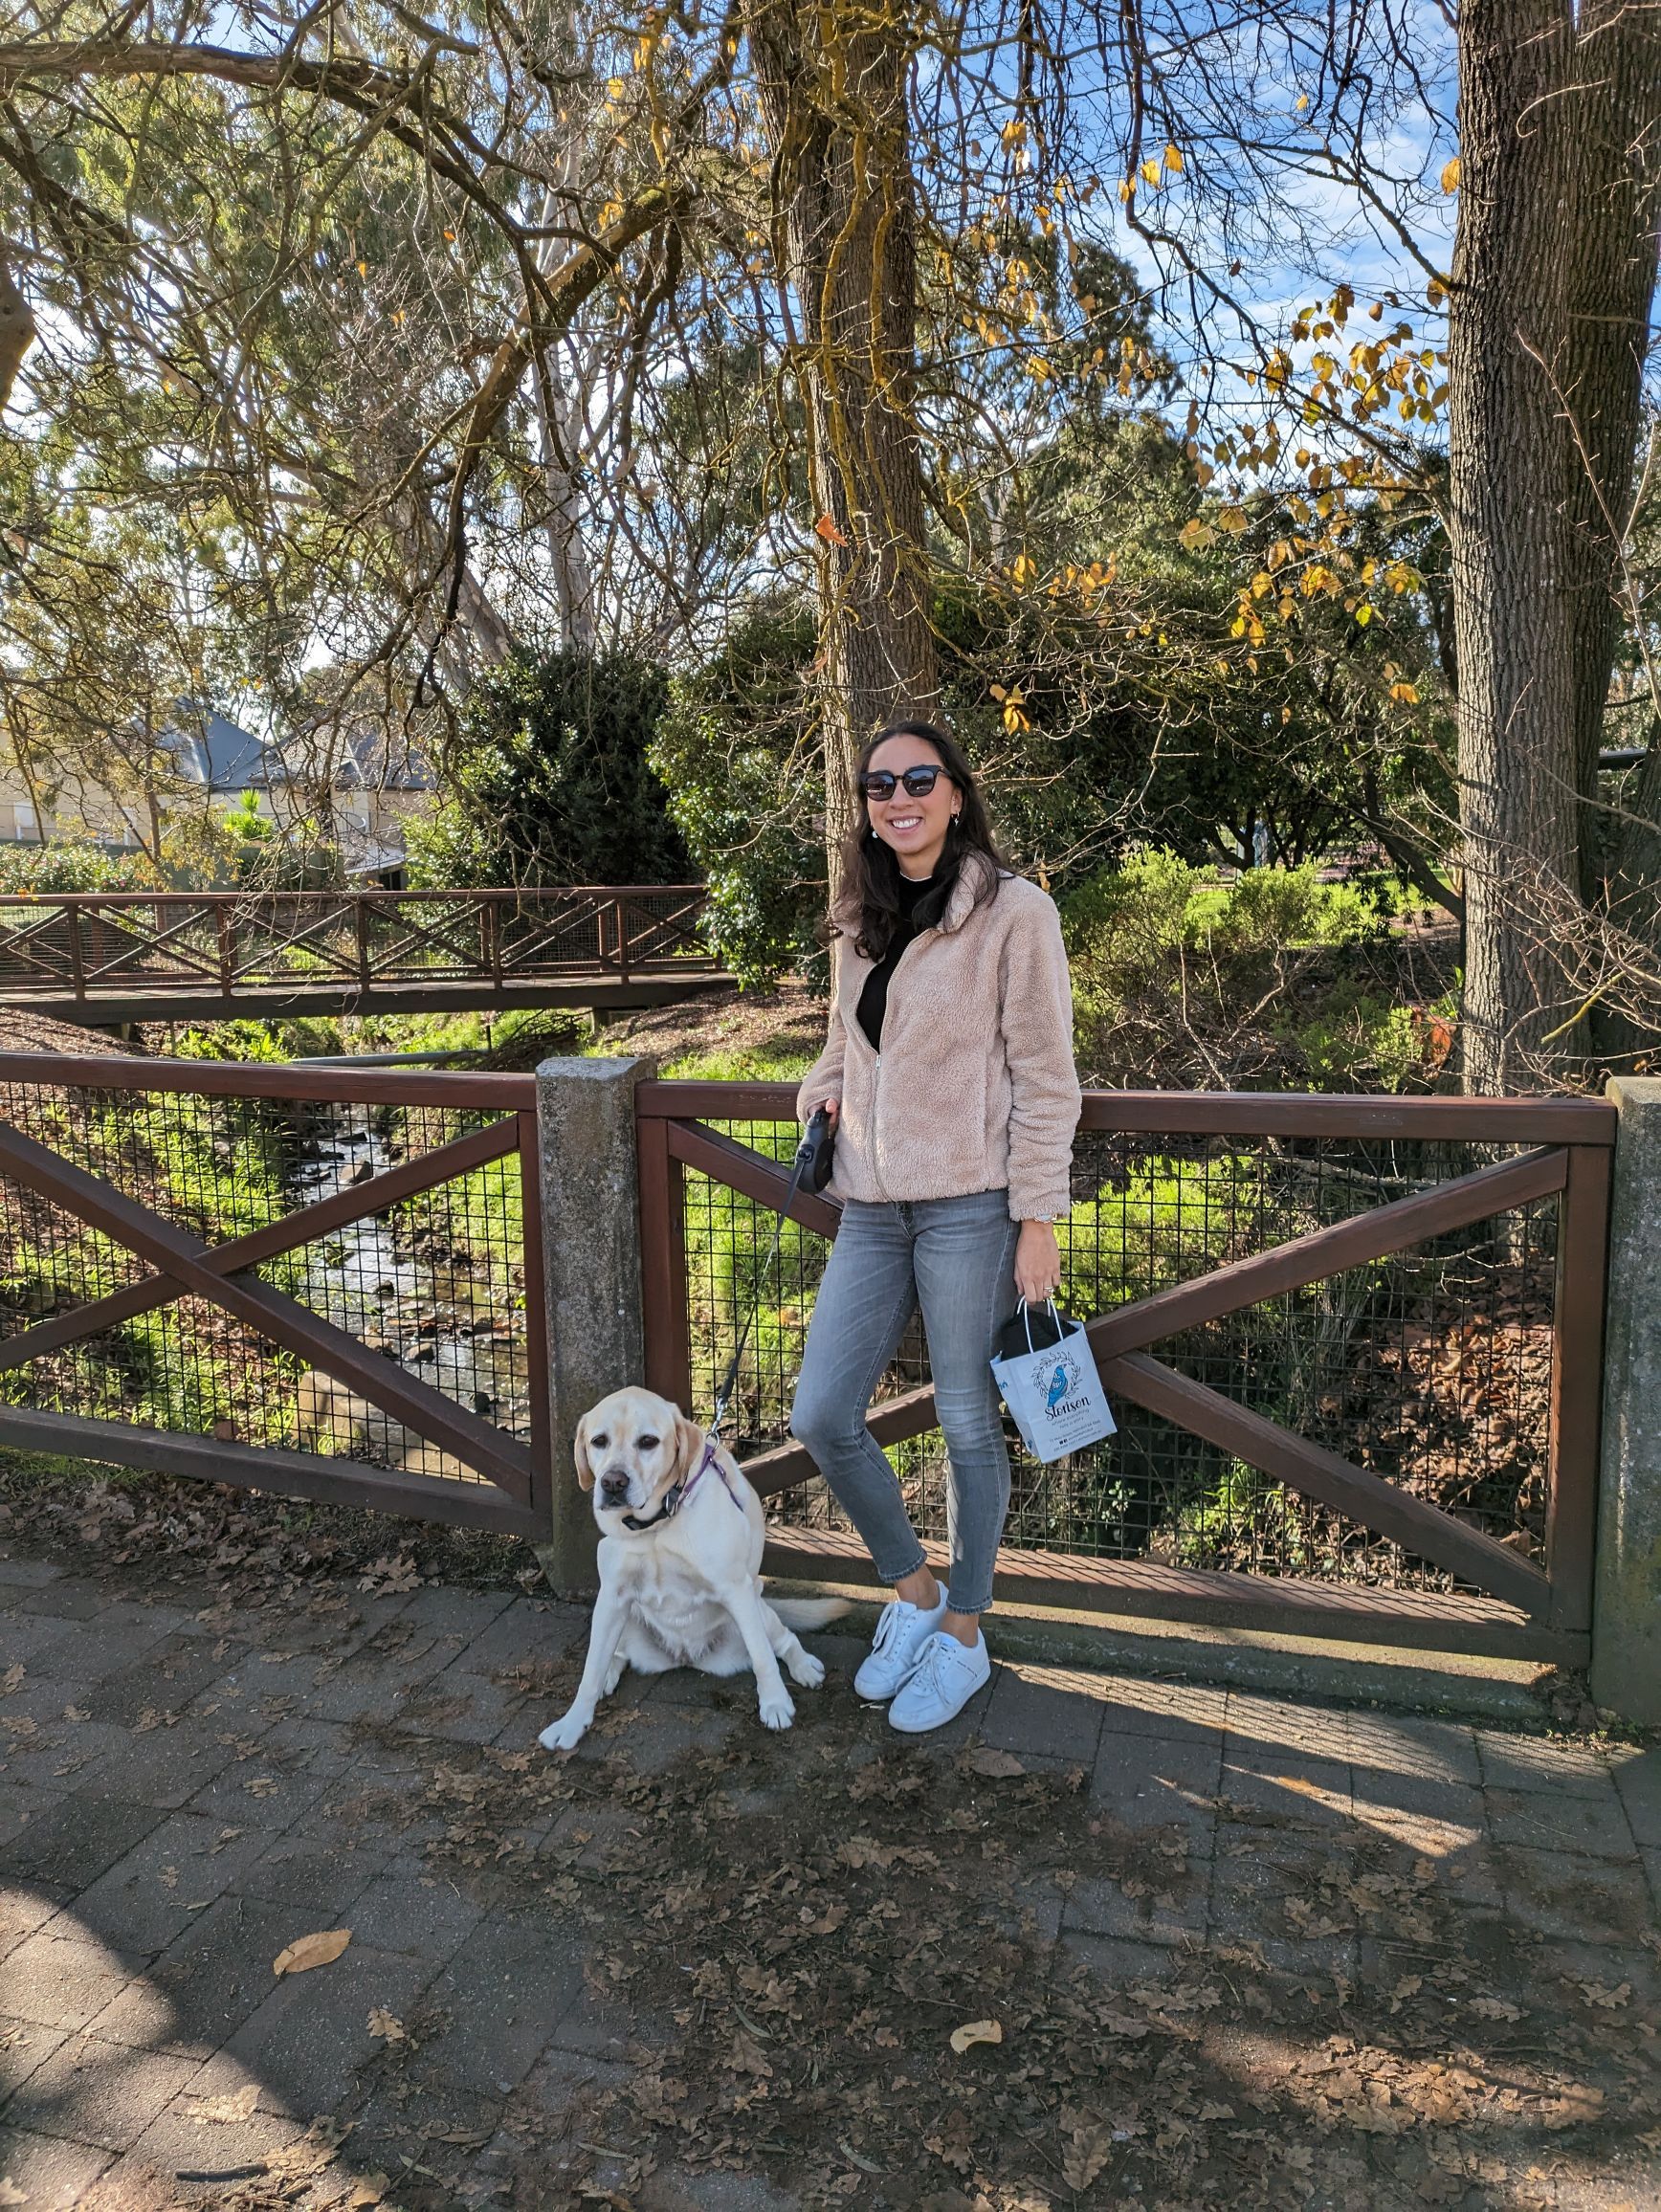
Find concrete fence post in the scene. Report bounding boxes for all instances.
[1592,1076,1661,1722]
[533,1054,654,1596]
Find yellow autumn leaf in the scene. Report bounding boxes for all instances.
[950,2018,1004,2054]
[1140,158,1161,187]
[273,1929,352,1977]
[1441,156,1462,193]
[1163,142,1184,173]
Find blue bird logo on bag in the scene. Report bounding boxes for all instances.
[1044,1350,1086,1422]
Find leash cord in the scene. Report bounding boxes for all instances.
[707,1129,819,1439]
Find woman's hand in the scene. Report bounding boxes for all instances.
[810,1097,839,1125]
[1014,1219,1061,1304]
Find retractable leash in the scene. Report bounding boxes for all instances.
[622,1111,830,1532]
[708,1113,829,1438]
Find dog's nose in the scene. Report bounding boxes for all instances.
[599,1469,630,1500]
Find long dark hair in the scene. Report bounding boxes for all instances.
[836,720,1008,961]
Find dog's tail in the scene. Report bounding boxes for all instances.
[767,1595,853,1628]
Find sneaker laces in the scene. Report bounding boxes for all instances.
[870,1600,902,1653]
[906,1632,953,1696]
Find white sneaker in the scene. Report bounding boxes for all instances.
[853,1590,948,1700]
[887,1629,992,1734]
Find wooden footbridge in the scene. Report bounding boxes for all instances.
[0,885,730,1025]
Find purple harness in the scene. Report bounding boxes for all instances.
[620,1435,745,1533]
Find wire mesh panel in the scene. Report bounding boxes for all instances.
[0,1066,542,1518]
[677,1109,1578,1599]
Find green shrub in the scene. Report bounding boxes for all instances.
[1062,851,1440,1093]
[0,841,163,893]
[649,602,824,988]
[409,648,690,891]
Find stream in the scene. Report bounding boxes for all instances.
[287,1106,532,1478]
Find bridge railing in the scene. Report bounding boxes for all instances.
[0,884,717,1004]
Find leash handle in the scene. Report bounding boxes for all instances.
[708,1122,821,1437]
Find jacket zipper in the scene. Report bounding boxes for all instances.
[864,930,927,1206]
[870,1048,886,1200]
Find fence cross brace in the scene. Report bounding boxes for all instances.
[0,1117,520,1373]
[695,1126,1563,1613]
[0,1119,531,1497]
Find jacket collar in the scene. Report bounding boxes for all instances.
[830,845,997,940]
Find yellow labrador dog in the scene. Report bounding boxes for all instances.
[538,1386,847,1751]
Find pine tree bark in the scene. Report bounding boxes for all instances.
[750,3,939,877]
[1450,0,1661,1093]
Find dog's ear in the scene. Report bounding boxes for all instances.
[572,1411,596,1491]
[670,1411,704,1482]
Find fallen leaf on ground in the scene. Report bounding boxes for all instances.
[728,2029,772,2078]
[191,2083,261,2124]
[1062,2121,1113,2189]
[273,1929,351,1976]
[1469,1995,1522,2021]
[347,2178,388,2208]
[949,2018,1003,2054]
[1578,1980,1630,2008]
[366,2008,407,2042]
[0,1667,22,1695]
[961,1748,1024,1779]
[0,2180,25,2206]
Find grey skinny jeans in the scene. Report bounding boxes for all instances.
[788,1188,1021,1615]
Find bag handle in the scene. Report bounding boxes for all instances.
[1015,1294,1061,1356]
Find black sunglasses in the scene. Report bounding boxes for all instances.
[858,764,955,801]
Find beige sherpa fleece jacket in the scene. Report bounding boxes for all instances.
[795,850,1082,1221]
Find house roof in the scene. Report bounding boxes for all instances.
[162,708,433,794]
[161,708,277,792]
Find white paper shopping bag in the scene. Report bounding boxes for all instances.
[990,1300,1117,1464]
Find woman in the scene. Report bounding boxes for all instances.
[789,719,1081,1732]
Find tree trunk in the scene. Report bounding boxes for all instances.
[532,181,599,653]
[1450,0,1661,1093]
[750,3,939,880]
[0,247,33,411]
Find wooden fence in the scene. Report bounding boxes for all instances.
[636,1081,1613,1662]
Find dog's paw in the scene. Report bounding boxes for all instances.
[757,1691,796,1731]
[786,1649,826,1690]
[539,1713,589,1753]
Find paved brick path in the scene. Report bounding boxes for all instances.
[0,1548,1656,2210]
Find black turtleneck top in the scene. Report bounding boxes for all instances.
[856,862,956,1050]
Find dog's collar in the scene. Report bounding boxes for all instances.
[619,1435,742,1533]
